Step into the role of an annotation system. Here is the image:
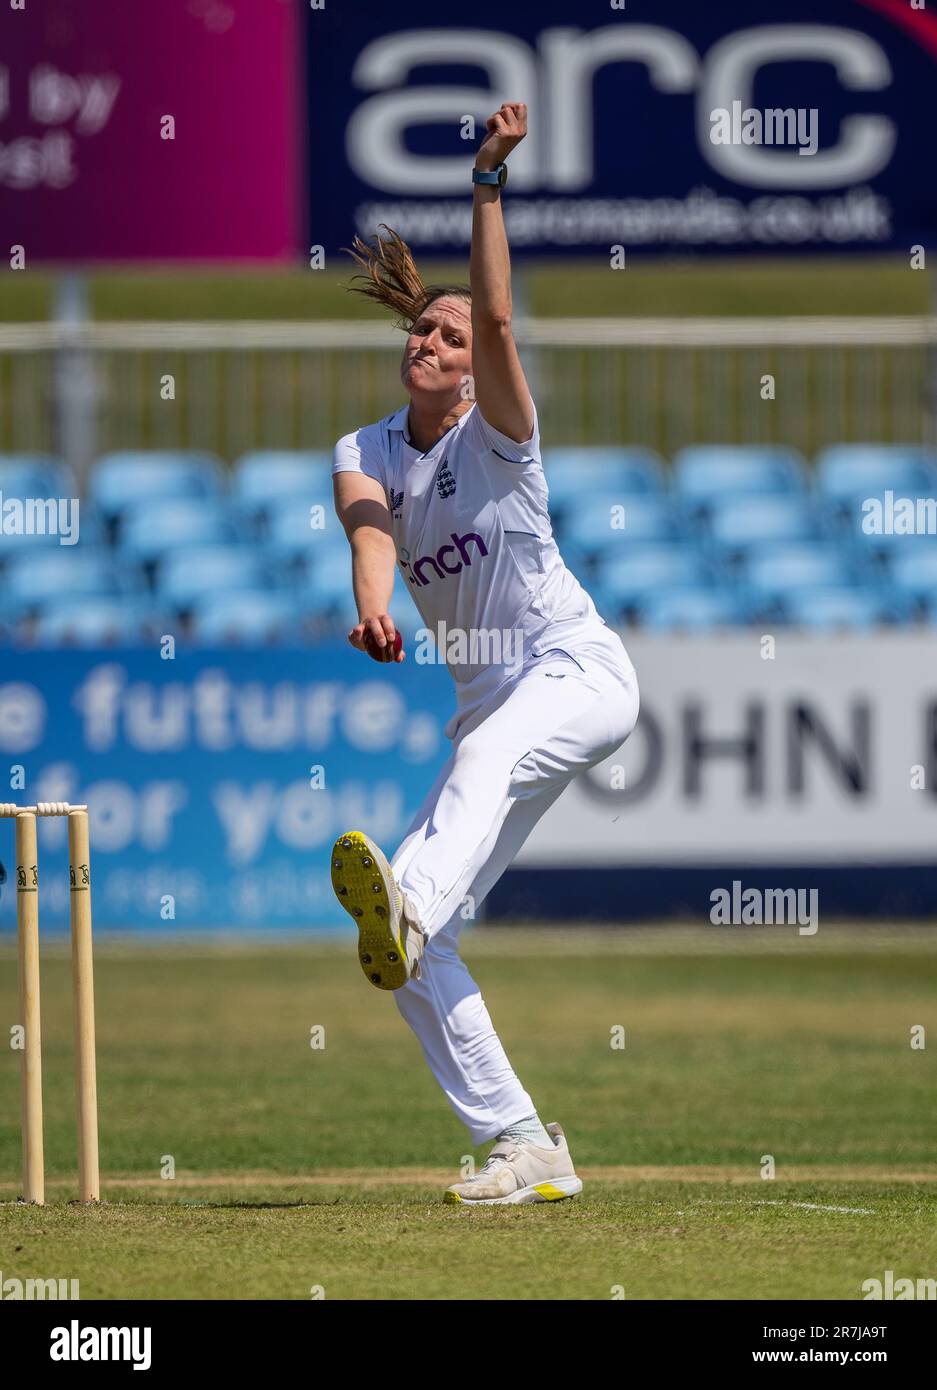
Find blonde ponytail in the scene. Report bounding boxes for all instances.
[342,224,470,331]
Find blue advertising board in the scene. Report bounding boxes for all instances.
[0,646,452,933]
[2,636,934,933]
[307,0,936,257]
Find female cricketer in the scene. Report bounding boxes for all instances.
[330,103,639,1205]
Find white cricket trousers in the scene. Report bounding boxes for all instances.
[390,627,639,1144]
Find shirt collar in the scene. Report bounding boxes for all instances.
[387,405,411,442]
[388,403,475,453]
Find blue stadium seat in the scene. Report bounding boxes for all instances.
[156,545,269,607]
[560,494,682,557]
[777,587,910,630]
[263,502,348,564]
[815,445,937,507]
[0,509,102,554]
[825,489,937,565]
[543,448,665,511]
[0,453,73,497]
[90,451,225,519]
[296,556,353,611]
[118,499,240,560]
[30,597,152,646]
[0,467,96,551]
[313,595,362,636]
[233,451,333,511]
[839,515,937,559]
[319,576,421,639]
[743,543,852,602]
[673,446,806,510]
[597,544,710,607]
[887,545,937,600]
[636,588,752,631]
[706,496,818,556]
[290,554,422,628]
[302,560,433,632]
[3,549,125,616]
[0,524,67,554]
[190,591,302,644]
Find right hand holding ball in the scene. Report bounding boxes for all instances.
[349,616,405,663]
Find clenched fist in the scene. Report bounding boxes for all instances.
[475,102,527,172]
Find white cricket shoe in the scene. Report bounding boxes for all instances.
[444,1122,582,1205]
[330,830,425,990]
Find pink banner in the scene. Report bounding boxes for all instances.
[0,0,301,262]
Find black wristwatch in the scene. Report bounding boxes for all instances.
[472,163,508,188]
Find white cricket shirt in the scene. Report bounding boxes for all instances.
[332,401,615,736]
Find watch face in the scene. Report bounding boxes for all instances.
[498,163,508,187]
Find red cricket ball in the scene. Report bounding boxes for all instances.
[364,629,403,663]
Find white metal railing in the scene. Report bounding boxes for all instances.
[1,316,935,351]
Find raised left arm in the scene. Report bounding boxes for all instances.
[470,102,533,444]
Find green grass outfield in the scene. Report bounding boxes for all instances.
[1,927,936,1300]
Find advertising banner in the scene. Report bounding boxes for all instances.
[0,634,934,931]
[6,1,932,264]
[0,645,451,931]
[0,0,301,261]
[510,631,937,919]
[307,0,937,257]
